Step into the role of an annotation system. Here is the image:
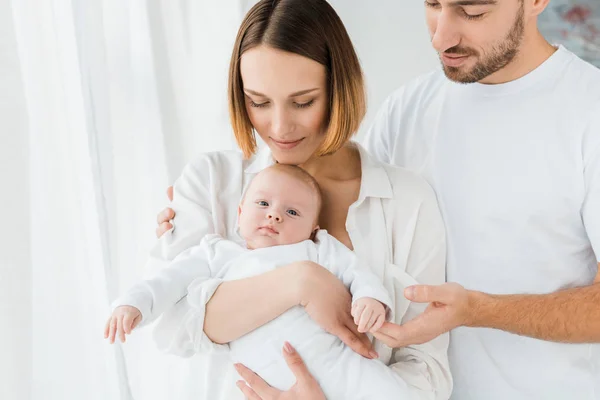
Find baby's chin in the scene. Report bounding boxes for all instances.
[245,233,307,249]
[245,234,281,250]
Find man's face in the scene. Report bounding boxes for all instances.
[425,0,525,83]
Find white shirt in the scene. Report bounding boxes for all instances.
[145,142,452,400]
[363,46,600,400]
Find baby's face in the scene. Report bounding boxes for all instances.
[238,168,319,249]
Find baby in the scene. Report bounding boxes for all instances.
[105,164,411,399]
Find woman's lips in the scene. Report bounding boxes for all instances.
[270,137,304,150]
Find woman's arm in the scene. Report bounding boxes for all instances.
[204,263,303,343]
[203,261,377,358]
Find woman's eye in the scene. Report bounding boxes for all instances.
[258,201,269,206]
[294,100,314,109]
[286,209,298,216]
[250,100,269,108]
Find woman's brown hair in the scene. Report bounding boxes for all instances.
[228,0,366,159]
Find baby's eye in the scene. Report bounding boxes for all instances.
[286,209,298,216]
[258,201,269,207]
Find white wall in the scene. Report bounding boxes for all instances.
[330,0,438,138]
[0,0,31,399]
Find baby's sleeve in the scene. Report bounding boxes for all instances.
[316,231,393,314]
[112,234,222,327]
[152,236,240,356]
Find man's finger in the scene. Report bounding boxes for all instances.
[234,363,277,398]
[372,329,399,347]
[377,313,442,348]
[166,186,174,202]
[370,314,385,333]
[405,284,454,304]
[236,381,262,400]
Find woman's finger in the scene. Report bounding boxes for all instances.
[166,186,174,202]
[281,342,313,384]
[234,363,277,398]
[345,316,377,356]
[336,323,376,359]
[236,381,262,400]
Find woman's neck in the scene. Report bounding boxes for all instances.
[299,143,361,181]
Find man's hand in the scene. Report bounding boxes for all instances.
[373,283,472,348]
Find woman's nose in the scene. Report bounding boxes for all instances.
[271,106,293,137]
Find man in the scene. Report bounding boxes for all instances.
[364,0,600,399]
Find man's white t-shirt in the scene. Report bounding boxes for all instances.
[363,46,600,400]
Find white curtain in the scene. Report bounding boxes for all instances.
[10,1,243,399]
[5,0,436,399]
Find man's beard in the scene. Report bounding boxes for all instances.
[441,3,525,83]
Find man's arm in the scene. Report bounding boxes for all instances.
[469,263,600,343]
[374,263,600,347]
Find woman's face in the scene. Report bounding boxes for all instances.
[240,45,329,165]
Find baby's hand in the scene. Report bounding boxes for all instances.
[104,306,142,344]
[351,298,386,333]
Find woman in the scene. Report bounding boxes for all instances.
[152,0,451,398]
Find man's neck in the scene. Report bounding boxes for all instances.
[479,32,557,85]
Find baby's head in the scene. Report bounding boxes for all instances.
[238,164,322,249]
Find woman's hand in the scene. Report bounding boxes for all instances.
[235,342,326,400]
[155,186,175,238]
[297,262,378,359]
